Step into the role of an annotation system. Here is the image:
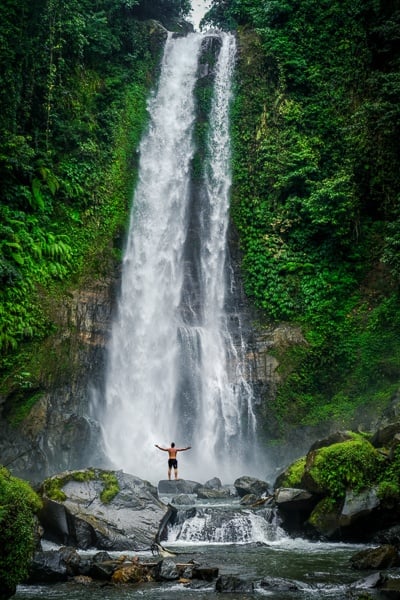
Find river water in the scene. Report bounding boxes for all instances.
[15,538,375,599]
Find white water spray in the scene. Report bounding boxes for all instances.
[100,32,262,484]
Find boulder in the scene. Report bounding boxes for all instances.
[215,574,254,593]
[234,476,269,498]
[373,525,400,546]
[171,494,195,506]
[158,479,202,495]
[153,558,179,581]
[350,545,400,570]
[39,469,168,550]
[203,477,222,489]
[274,487,317,512]
[371,423,400,448]
[339,488,380,527]
[239,493,259,506]
[309,431,355,452]
[260,577,301,592]
[28,551,67,583]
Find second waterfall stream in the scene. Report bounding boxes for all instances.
[98,31,264,484]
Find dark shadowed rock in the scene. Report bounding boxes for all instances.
[216,574,254,593]
[260,577,301,592]
[158,479,202,494]
[234,476,269,498]
[373,525,400,546]
[192,566,219,580]
[28,550,70,583]
[39,469,168,550]
[350,545,400,570]
[371,423,400,448]
[309,431,355,451]
[378,574,400,598]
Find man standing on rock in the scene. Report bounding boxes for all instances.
[155,442,191,480]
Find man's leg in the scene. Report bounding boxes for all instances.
[168,466,171,480]
[174,466,178,480]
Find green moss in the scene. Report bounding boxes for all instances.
[308,497,340,533]
[100,472,120,504]
[308,438,385,499]
[280,457,306,488]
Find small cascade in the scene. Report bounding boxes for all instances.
[167,505,285,544]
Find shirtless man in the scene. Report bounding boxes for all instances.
[155,442,191,480]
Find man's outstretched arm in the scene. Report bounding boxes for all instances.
[155,444,168,451]
[177,446,191,452]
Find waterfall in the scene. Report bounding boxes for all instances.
[99,31,262,484]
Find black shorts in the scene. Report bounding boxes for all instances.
[168,459,178,469]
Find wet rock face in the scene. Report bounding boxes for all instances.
[39,469,168,551]
[0,277,116,482]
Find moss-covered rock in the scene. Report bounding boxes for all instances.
[301,435,385,499]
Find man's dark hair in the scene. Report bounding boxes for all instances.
[171,442,175,447]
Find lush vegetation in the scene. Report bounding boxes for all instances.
[0,467,42,595]
[204,0,400,436]
[0,0,190,415]
[1,0,400,452]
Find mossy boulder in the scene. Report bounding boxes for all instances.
[301,435,384,499]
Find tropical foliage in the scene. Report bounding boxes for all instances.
[205,0,400,435]
[0,467,42,593]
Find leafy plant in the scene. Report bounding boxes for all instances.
[0,467,42,592]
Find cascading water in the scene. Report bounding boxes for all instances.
[99,31,263,484]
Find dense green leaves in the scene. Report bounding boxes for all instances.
[206,0,400,432]
[0,466,42,591]
[0,0,162,353]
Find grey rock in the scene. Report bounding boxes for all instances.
[154,558,179,581]
[234,476,269,498]
[204,477,222,489]
[39,469,168,550]
[340,488,380,527]
[274,487,316,512]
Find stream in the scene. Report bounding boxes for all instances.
[14,494,390,599]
